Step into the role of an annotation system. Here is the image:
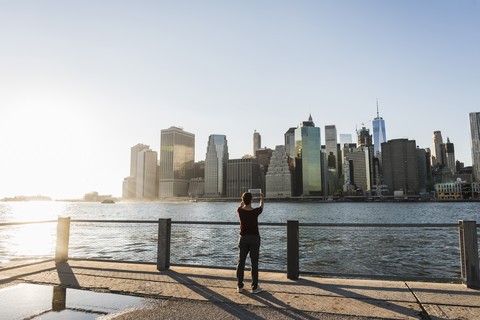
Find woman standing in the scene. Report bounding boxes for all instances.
[236,191,264,294]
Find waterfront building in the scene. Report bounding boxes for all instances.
[372,104,386,158]
[294,115,322,196]
[159,126,195,198]
[435,182,462,199]
[265,145,292,198]
[325,125,338,169]
[416,147,428,193]
[284,128,296,157]
[470,112,480,181]
[357,125,372,148]
[122,177,136,199]
[434,180,480,199]
[253,130,261,156]
[130,144,150,177]
[343,158,354,192]
[122,143,150,199]
[188,177,205,198]
[339,134,353,146]
[325,125,339,195]
[432,131,444,167]
[343,146,372,192]
[226,158,262,198]
[204,135,228,197]
[193,161,205,179]
[444,138,456,173]
[256,148,273,172]
[256,147,273,192]
[381,139,419,195]
[136,149,158,200]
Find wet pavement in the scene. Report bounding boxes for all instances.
[0,283,152,319]
[1,260,480,319]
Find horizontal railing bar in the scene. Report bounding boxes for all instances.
[300,271,462,283]
[69,220,286,226]
[170,263,285,273]
[71,219,159,223]
[172,221,286,226]
[172,221,237,225]
[69,258,157,265]
[299,223,461,228]
[3,220,476,228]
[0,220,57,226]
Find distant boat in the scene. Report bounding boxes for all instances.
[101,199,115,204]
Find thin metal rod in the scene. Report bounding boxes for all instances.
[0,220,57,226]
[300,271,461,283]
[299,223,461,228]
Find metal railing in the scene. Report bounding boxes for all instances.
[298,223,462,282]
[1,218,479,288]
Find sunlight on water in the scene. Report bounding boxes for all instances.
[2,224,57,263]
[0,201,478,275]
[0,201,67,222]
[0,202,63,264]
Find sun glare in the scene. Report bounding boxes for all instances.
[0,202,67,264]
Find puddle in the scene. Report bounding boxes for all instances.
[0,283,152,319]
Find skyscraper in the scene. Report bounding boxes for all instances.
[432,131,444,167]
[159,126,195,198]
[325,125,339,196]
[253,130,261,156]
[294,115,322,196]
[136,149,158,199]
[416,147,428,193]
[469,112,480,181]
[339,134,353,146]
[204,134,228,197]
[122,143,150,199]
[284,127,296,157]
[266,145,292,198]
[325,125,338,169]
[226,158,262,197]
[343,146,372,192]
[130,143,150,177]
[382,139,419,195]
[357,125,372,147]
[372,103,386,158]
[444,138,455,173]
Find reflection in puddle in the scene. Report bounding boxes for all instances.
[0,283,151,319]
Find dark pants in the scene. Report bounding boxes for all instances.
[236,234,260,289]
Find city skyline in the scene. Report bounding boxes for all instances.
[1,1,479,199]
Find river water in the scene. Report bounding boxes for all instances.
[1,201,479,279]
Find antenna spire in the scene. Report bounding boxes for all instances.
[376,98,379,118]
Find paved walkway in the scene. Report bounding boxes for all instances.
[1,260,480,319]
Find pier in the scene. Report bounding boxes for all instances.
[1,260,480,319]
[1,218,479,318]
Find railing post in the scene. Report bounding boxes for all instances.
[287,220,299,280]
[55,217,71,263]
[459,220,480,288]
[157,218,171,271]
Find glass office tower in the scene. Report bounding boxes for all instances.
[325,125,338,169]
[204,134,228,197]
[372,113,386,158]
[294,115,322,196]
[159,126,195,197]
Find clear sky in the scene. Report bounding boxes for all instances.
[1,0,479,199]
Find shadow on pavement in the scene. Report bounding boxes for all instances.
[166,270,265,320]
[55,262,81,288]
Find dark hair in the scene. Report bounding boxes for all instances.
[241,192,252,205]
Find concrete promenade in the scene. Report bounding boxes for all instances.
[1,260,480,319]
